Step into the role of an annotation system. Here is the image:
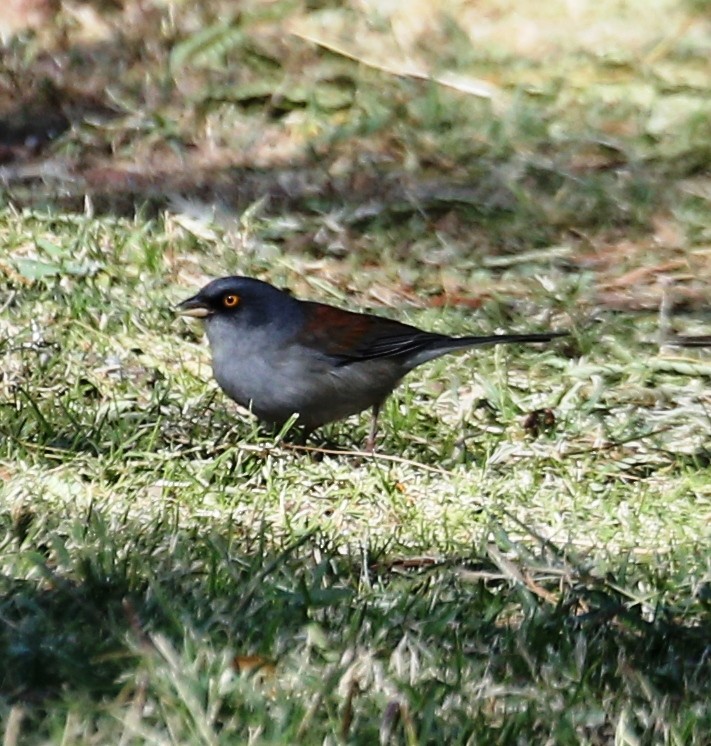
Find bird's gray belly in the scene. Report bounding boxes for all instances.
[211,342,400,429]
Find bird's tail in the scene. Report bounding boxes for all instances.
[408,331,567,367]
[454,331,568,348]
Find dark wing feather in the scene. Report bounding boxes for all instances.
[297,302,566,366]
[297,302,446,363]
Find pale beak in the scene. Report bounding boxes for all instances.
[176,295,212,318]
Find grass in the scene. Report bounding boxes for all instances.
[2,209,709,744]
[2,0,711,743]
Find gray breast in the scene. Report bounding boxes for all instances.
[205,317,403,429]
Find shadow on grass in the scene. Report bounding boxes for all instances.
[0,512,322,703]
[1,502,709,743]
[0,16,671,252]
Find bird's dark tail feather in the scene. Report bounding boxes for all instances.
[452,331,568,348]
[405,330,568,368]
[666,335,711,348]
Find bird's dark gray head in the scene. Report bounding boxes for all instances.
[176,276,301,329]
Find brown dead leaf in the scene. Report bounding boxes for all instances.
[367,283,419,308]
[603,259,688,289]
[376,556,439,571]
[568,150,627,173]
[233,654,276,677]
[521,571,559,605]
[651,214,685,250]
[595,285,708,311]
[0,261,33,286]
[427,293,486,309]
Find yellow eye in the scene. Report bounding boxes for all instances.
[223,294,240,309]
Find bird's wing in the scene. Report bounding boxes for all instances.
[297,302,445,363]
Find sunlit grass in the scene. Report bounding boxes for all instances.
[2,207,709,744]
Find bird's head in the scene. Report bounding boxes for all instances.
[176,276,300,330]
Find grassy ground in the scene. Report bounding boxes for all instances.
[2,1,711,744]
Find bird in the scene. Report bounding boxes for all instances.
[177,276,566,451]
[666,335,711,348]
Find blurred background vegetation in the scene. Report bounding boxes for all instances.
[2,0,710,300]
